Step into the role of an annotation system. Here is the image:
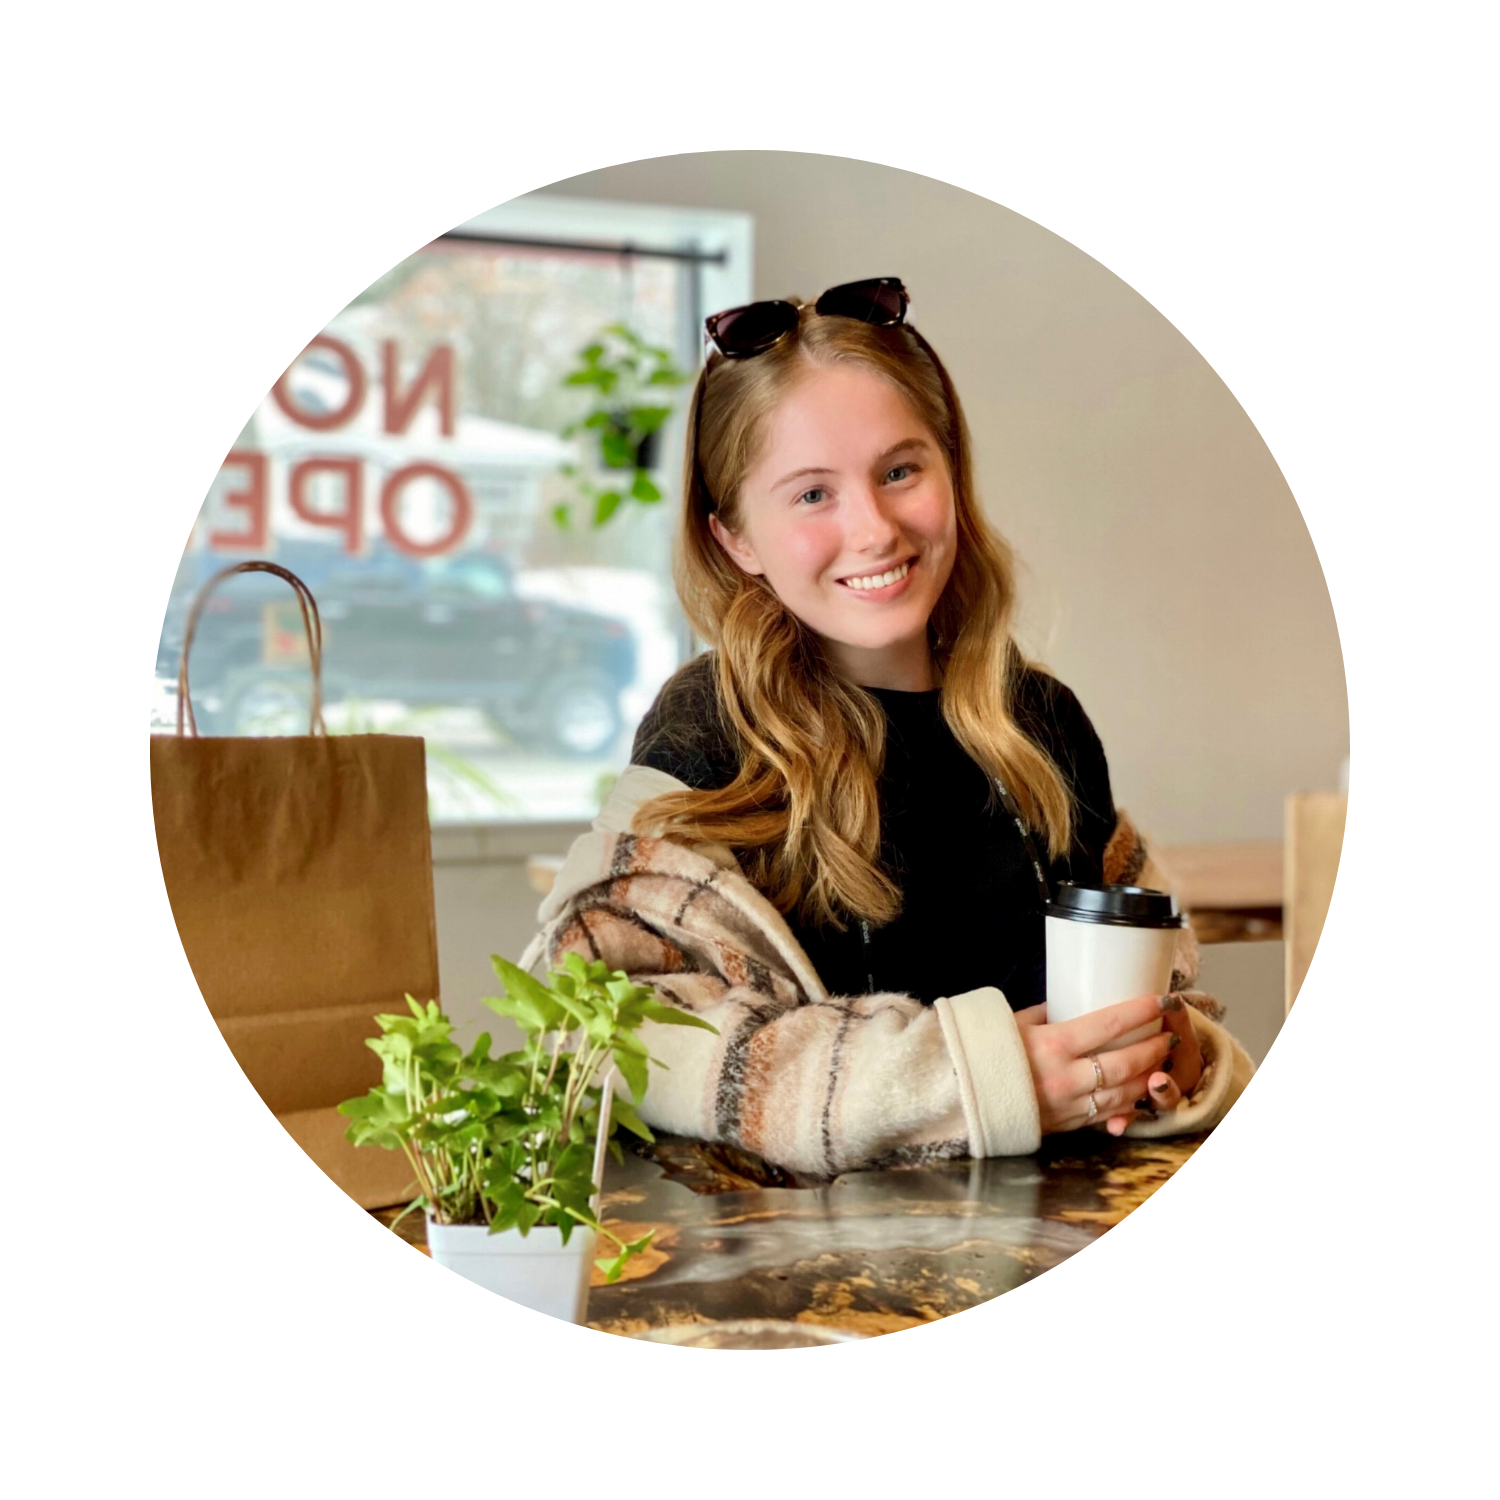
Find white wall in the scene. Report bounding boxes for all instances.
[430,823,582,1050]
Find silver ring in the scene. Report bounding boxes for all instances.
[1086,1091,1099,1121]
[1090,1056,1105,1090]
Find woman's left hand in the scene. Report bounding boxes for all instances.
[1103,997,1204,1136]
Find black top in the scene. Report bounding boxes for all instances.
[631,653,1116,1010]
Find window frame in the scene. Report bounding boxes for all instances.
[429,194,751,837]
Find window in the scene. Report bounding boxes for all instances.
[154,194,752,822]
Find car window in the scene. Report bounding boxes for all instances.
[324,560,410,594]
[422,556,512,600]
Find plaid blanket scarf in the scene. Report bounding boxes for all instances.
[521,765,1254,1176]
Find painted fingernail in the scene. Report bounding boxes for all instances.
[1168,1033,1181,1050]
[1134,1096,1152,1110]
[1158,994,1183,1012]
[1152,1079,1172,1094]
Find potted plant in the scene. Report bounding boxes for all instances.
[338,952,716,1322]
[554,322,690,529]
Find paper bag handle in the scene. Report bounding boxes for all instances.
[176,560,327,738]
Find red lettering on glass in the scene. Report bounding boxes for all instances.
[382,342,455,436]
[272,335,367,431]
[290,457,364,554]
[208,450,269,550]
[380,463,472,557]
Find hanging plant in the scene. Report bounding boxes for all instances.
[554,322,690,529]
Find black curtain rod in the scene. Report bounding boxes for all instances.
[435,230,728,266]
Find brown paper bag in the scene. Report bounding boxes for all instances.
[151,560,438,1209]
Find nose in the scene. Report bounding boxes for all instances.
[843,481,902,555]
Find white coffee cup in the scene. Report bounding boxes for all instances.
[1045,883,1182,1050]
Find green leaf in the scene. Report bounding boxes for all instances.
[595,1230,655,1284]
[640,998,720,1033]
[627,405,671,434]
[593,491,622,526]
[490,1070,527,1098]
[549,986,598,1034]
[595,1252,629,1283]
[600,433,635,469]
[551,504,571,530]
[629,472,661,503]
[555,1141,594,1176]
[610,1096,655,1143]
[612,1045,649,1103]
[337,1091,389,1121]
[614,998,650,1032]
[386,1195,428,1232]
[484,990,548,1035]
[486,1180,526,1232]
[490,955,565,1021]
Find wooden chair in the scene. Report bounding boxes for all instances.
[1284,792,1348,1012]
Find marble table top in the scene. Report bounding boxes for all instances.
[378,1130,1205,1339]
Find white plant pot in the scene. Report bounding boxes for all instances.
[425,1218,597,1324]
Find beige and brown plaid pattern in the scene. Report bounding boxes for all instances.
[525,829,971,1176]
[521,780,1248,1174]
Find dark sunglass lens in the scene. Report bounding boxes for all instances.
[709,300,798,357]
[814,278,907,325]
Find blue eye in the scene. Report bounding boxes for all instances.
[885,463,916,483]
[796,487,827,505]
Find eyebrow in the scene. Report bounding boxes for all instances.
[771,437,933,491]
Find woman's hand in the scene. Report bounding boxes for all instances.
[1015,995,1176,1135]
[1119,996,1204,1131]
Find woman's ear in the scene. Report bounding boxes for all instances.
[708,513,765,576]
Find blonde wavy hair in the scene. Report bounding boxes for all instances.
[633,305,1072,930]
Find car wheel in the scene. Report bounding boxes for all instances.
[227,672,314,736]
[541,674,621,758]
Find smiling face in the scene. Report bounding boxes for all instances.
[708,361,958,691]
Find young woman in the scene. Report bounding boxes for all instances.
[526,278,1253,1176]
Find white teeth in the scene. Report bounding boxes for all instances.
[843,561,912,591]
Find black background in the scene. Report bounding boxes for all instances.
[143,149,1350,1362]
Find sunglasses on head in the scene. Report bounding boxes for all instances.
[693,277,912,512]
[703,276,910,359]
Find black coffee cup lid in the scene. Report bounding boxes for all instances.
[1047,882,1182,929]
